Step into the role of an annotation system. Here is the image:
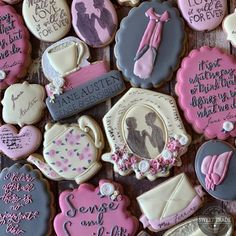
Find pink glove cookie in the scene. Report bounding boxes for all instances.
[54,180,138,236]
[0,124,42,161]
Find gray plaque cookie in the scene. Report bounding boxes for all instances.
[114,0,185,88]
[195,140,236,201]
[46,70,125,121]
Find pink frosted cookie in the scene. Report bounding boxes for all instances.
[176,46,236,140]
[54,179,138,236]
[0,124,42,161]
[178,0,227,31]
[71,0,118,48]
[0,3,31,90]
[1,0,22,4]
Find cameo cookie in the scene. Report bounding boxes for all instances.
[195,140,236,201]
[178,0,226,31]
[163,216,233,236]
[115,0,185,88]
[54,180,138,236]
[72,0,118,48]
[27,116,104,184]
[102,88,190,181]
[223,10,236,48]
[22,0,71,42]
[0,3,31,90]
[1,82,45,127]
[0,164,53,236]
[176,46,236,139]
[0,124,42,161]
[137,173,205,232]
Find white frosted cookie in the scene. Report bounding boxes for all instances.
[1,82,45,127]
[22,0,71,42]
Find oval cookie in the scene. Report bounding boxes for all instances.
[223,10,236,48]
[0,3,31,90]
[22,0,71,42]
[178,0,227,31]
[71,0,118,48]
[1,0,22,4]
[54,180,138,236]
[176,46,236,139]
[115,0,185,88]
[0,164,53,236]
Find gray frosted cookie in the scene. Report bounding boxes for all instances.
[195,140,236,201]
[114,0,185,88]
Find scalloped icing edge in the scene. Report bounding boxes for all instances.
[176,46,236,140]
[114,0,186,89]
[0,163,54,236]
[0,4,31,89]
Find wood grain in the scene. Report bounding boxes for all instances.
[1,0,236,235]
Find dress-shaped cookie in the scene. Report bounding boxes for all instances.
[102,88,190,180]
[28,116,104,184]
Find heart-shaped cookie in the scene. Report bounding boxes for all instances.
[195,140,236,201]
[178,0,227,31]
[0,124,42,160]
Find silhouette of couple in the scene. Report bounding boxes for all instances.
[75,0,116,47]
[126,112,165,159]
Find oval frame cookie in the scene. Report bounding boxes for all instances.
[102,88,190,180]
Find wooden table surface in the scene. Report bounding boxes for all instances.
[2,0,236,235]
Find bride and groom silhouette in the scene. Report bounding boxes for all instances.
[126,112,165,159]
[75,0,116,47]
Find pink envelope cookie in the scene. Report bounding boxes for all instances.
[54,180,138,236]
[176,46,236,139]
[178,0,227,31]
[0,3,31,89]
[0,124,42,161]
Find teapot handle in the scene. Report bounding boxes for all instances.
[78,116,104,149]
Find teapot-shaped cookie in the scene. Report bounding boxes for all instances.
[27,116,104,184]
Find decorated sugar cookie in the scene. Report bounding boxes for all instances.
[41,37,125,121]
[176,46,236,139]
[117,0,140,7]
[54,180,138,236]
[1,82,45,127]
[163,215,233,236]
[223,10,236,48]
[115,0,185,88]
[0,164,53,236]
[137,173,205,232]
[1,0,22,4]
[72,0,118,48]
[0,124,42,161]
[0,3,31,90]
[22,0,71,42]
[195,140,236,201]
[27,116,104,184]
[178,0,227,31]
[102,88,190,181]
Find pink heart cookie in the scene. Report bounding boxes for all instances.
[0,124,42,160]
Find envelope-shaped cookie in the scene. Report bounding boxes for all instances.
[137,173,205,232]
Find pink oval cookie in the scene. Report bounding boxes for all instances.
[0,124,42,160]
[176,46,236,139]
[178,0,227,31]
[71,0,118,48]
[54,180,138,236]
[0,3,31,89]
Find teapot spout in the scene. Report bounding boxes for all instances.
[27,154,63,181]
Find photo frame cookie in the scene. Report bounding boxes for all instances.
[102,88,190,180]
[1,82,46,127]
[0,164,53,236]
[0,3,31,90]
[137,173,205,232]
[54,179,138,236]
[195,140,236,201]
[176,46,236,139]
[27,116,104,184]
[22,0,71,42]
[114,0,185,88]
[71,0,118,48]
